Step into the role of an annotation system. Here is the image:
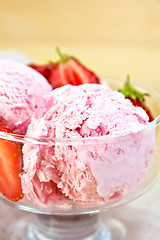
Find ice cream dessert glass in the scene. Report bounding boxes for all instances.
[1,76,160,240]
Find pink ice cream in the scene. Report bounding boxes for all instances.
[21,84,155,205]
[0,59,52,135]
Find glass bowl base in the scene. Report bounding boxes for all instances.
[6,213,127,240]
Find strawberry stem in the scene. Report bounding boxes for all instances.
[118,75,150,102]
[56,47,69,63]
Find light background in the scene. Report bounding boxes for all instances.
[0,0,160,90]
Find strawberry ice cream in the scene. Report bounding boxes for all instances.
[0,59,52,135]
[21,84,155,205]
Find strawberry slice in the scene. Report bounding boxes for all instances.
[118,75,154,122]
[0,124,23,202]
[48,47,100,89]
[28,63,54,79]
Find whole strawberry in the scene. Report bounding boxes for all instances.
[28,63,54,79]
[118,75,154,122]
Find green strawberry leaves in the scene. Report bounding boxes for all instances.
[118,75,150,103]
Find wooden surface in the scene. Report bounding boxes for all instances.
[0,0,160,239]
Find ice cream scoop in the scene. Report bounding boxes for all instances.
[21,84,155,205]
[0,59,52,135]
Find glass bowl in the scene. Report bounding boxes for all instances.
[1,76,160,240]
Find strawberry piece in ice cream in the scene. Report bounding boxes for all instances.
[21,84,155,205]
[0,59,52,135]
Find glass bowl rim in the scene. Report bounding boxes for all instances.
[0,75,160,145]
